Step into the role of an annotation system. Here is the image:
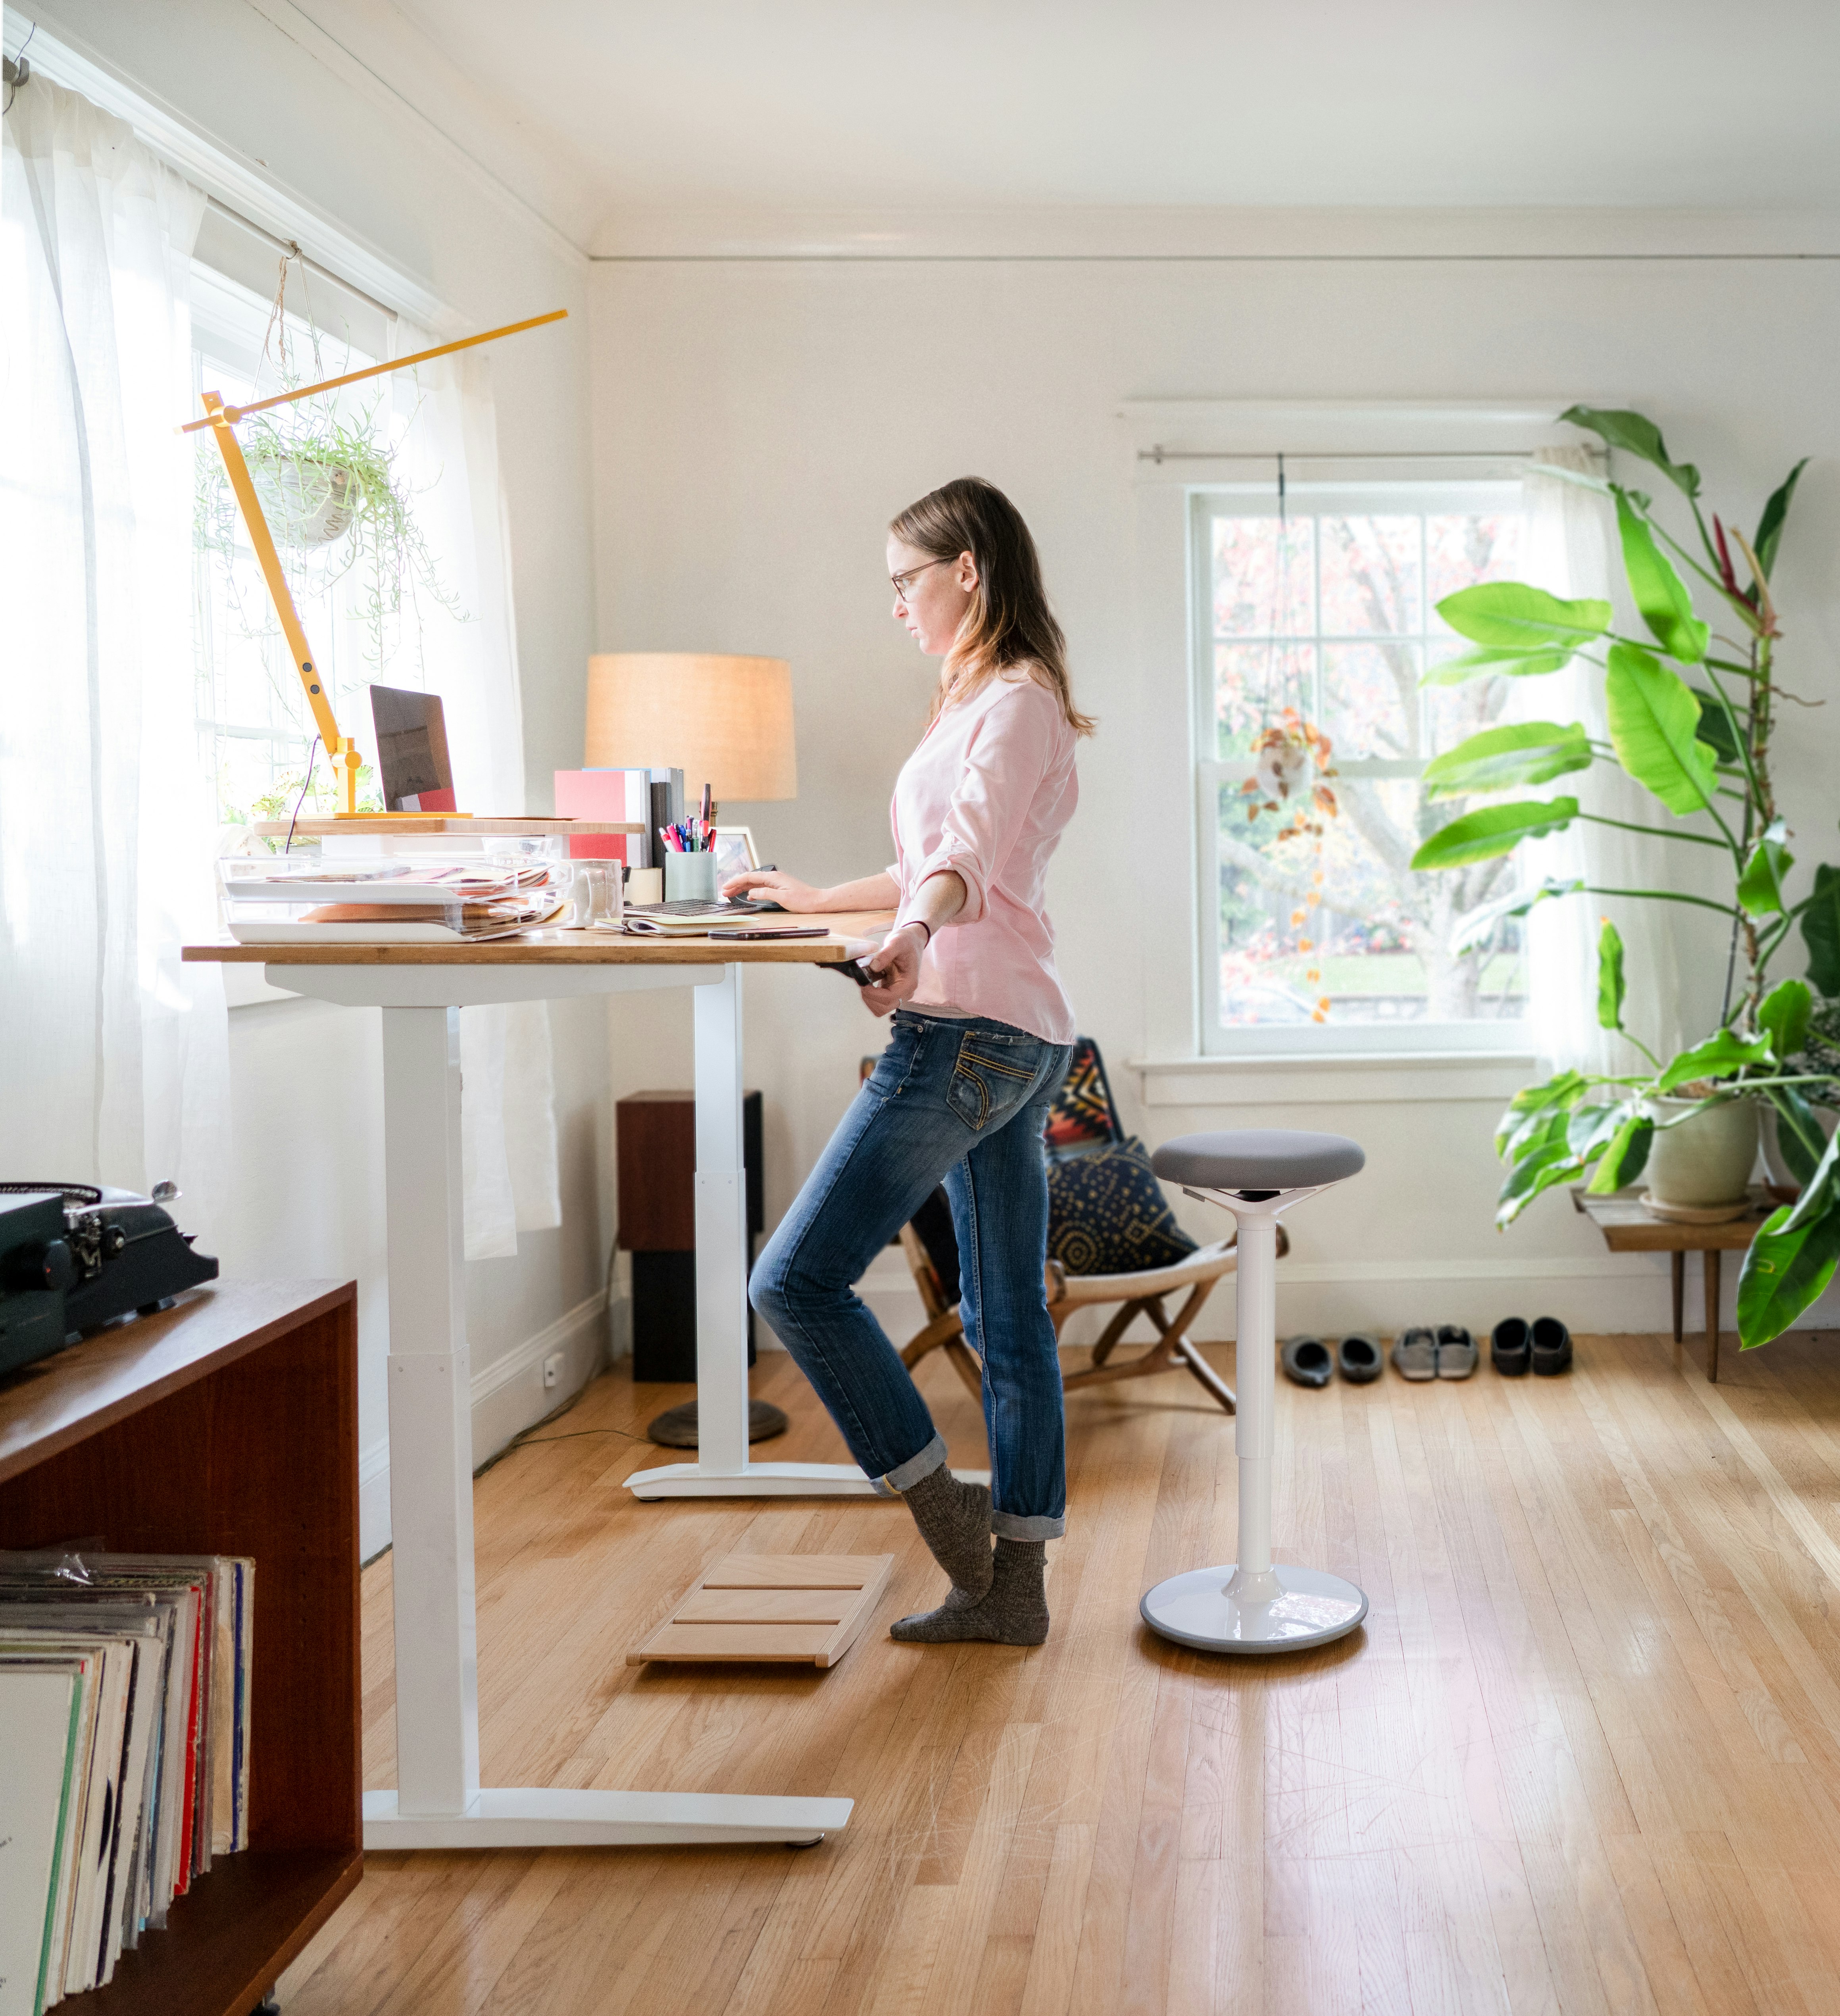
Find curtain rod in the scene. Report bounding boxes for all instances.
[1138,446,1542,464]
[206,195,400,325]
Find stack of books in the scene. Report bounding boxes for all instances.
[0,1550,254,2010]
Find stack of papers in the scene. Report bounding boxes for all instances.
[0,1550,253,2010]
[221,858,565,944]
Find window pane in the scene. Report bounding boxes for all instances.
[1215,779,1529,1027]
[1321,641,1421,762]
[1211,513,1313,638]
[1426,508,1524,616]
[1215,642,1316,759]
[1318,514,1420,635]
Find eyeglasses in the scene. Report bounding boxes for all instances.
[890,559,948,602]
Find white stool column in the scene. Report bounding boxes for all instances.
[1139,1130,1369,1656]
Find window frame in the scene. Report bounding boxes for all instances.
[1188,467,1536,1057]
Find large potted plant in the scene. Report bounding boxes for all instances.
[1408,408,1840,1352]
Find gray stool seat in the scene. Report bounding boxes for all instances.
[1151,1128,1365,1192]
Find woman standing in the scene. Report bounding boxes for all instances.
[729,477,1092,1646]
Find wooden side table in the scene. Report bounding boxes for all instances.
[1571,1186,1774,1381]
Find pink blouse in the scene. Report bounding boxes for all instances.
[886,669,1079,1045]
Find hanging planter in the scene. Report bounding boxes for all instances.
[250,453,358,549]
[1242,709,1340,840]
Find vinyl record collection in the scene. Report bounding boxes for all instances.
[0,1549,254,2014]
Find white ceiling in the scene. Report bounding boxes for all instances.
[304,0,1840,241]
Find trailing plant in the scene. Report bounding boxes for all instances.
[194,388,462,678]
[1407,407,1839,1351]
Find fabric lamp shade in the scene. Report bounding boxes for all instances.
[585,653,798,801]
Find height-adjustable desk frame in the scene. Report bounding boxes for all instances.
[185,921,892,1852]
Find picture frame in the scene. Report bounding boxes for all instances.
[711,825,758,882]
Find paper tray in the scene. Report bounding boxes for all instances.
[226,919,533,944]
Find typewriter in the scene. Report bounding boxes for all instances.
[0,1182,220,1379]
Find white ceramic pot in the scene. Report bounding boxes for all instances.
[1644,1095,1759,1209]
[252,455,356,548]
[1759,1098,1839,1198]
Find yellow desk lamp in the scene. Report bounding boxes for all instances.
[181,307,567,817]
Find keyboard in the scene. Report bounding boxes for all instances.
[627,898,781,918]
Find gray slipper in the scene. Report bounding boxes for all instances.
[1337,1333,1383,1384]
[1436,1324,1479,1380]
[1391,1327,1437,1381]
[1281,1336,1333,1388]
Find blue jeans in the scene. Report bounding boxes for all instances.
[750,1010,1073,1539]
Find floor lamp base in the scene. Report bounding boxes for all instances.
[1140,1562,1368,1655]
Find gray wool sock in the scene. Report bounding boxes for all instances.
[899,1464,994,1600]
[890,1537,1048,1646]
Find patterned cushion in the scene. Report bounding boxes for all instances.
[1046,1136,1198,1277]
[1043,1036,1122,1155]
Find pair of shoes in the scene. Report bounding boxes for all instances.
[1390,1325,1477,1382]
[1281,1334,1383,1387]
[1490,1317,1573,1376]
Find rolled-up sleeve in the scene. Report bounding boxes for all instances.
[907,687,1053,927]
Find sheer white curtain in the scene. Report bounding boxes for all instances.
[391,338,560,1257]
[1521,446,1682,1075]
[1,75,228,1227]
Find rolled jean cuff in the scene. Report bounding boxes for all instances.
[883,1431,949,1495]
[992,1509,1065,1541]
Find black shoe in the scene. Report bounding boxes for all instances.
[1491,1318,1531,1376]
[1530,1317,1573,1376]
[1281,1336,1333,1388]
[1337,1332,1382,1384]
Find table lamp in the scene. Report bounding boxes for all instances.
[584,653,797,808]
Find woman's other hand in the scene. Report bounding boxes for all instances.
[860,925,926,1017]
[720,869,827,912]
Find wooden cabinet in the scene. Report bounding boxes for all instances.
[0,1280,361,2016]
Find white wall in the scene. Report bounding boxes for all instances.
[588,222,1840,1349]
[26,0,610,1554]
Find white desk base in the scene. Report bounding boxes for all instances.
[273,957,866,1851]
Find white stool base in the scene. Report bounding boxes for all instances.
[1140,1562,1368,1655]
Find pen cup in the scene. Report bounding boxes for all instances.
[664,853,719,902]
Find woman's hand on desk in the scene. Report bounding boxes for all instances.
[721,870,826,912]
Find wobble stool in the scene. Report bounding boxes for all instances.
[1139,1128,1369,1656]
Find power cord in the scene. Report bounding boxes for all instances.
[283,733,322,853]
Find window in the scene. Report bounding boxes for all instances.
[1192,478,1532,1053]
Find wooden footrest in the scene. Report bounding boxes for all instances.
[628,1553,895,1668]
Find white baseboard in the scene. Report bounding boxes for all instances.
[358,1289,612,1560]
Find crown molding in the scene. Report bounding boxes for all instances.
[588,203,1840,263]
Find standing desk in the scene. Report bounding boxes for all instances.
[184,919,893,1853]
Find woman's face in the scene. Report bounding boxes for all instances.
[888,535,977,658]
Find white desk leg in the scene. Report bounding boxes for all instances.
[379,1005,480,1820]
[627,963,881,1500]
[366,991,853,1850]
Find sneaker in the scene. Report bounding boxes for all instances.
[1531,1317,1573,1376]
[1281,1336,1333,1388]
[1490,1318,1532,1376]
[1435,1325,1479,1379]
[1337,1333,1383,1384]
[1391,1327,1437,1381]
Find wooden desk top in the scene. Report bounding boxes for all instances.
[1571,1185,1775,1251]
[182,912,896,967]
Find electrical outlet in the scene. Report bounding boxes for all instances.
[542,1350,565,1390]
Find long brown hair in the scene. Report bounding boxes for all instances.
[889,477,1096,736]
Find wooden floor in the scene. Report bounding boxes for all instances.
[278,1323,1840,2016]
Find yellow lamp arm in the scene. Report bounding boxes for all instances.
[200,391,360,814]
